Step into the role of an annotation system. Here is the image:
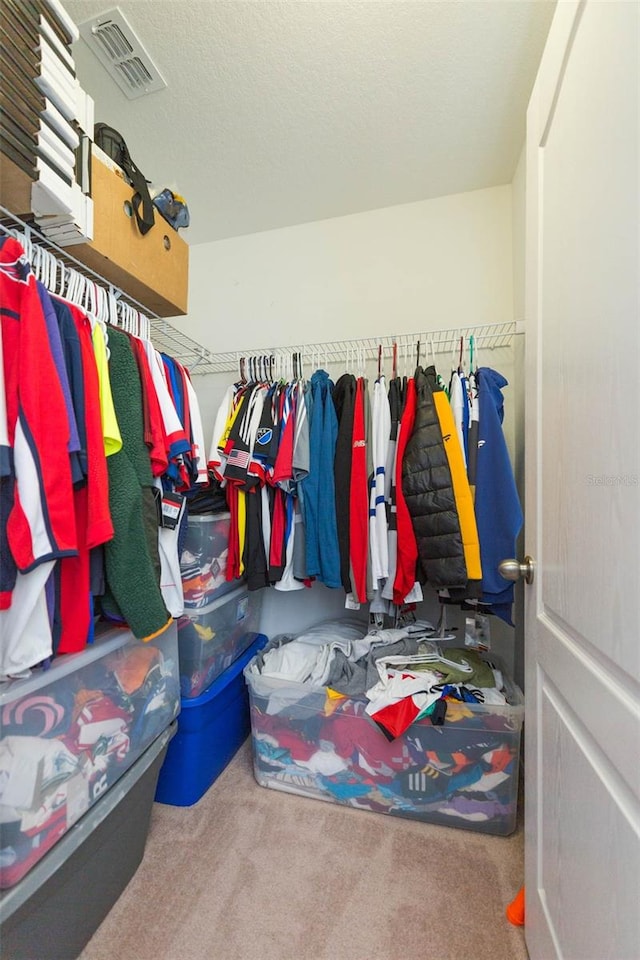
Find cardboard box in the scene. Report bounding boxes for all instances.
[73,148,189,317]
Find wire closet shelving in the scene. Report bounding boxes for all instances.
[0,206,523,376]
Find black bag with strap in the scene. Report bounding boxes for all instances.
[94,123,155,236]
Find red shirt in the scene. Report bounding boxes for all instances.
[349,377,369,603]
[0,238,77,609]
[393,376,419,605]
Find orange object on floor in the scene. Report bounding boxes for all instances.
[506,886,525,926]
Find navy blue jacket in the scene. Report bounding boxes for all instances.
[475,367,523,624]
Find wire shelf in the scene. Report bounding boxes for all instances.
[184,321,521,376]
[0,206,521,377]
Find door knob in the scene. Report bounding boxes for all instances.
[498,556,535,585]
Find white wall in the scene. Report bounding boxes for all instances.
[183,185,522,675]
[185,184,514,438]
[184,185,512,358]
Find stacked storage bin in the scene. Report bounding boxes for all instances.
[155,512,267,807]
[0,623,180,959]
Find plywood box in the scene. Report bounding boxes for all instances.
[73,148,189,317]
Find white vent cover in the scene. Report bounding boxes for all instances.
[78,7,166,100]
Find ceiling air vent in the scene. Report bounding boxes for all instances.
[78,7,166,100]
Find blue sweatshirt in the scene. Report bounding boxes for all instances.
[475,367,523,625]
[301,370,341,588]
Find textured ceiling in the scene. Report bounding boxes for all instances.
[65,0,555,245]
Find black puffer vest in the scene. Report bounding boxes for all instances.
[401,366,467,589]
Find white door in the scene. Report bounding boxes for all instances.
[524,2,640,959]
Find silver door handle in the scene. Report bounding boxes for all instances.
[498,556,535,585]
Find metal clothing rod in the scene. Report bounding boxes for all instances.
[0,206,522,377]
[194,321,522,376]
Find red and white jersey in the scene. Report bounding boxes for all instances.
[369,376,391,582]
[0,238,77,595]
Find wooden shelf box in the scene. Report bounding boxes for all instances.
[73,148,189,317]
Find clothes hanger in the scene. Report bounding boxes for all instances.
[40,247,53,292]
[55,258,66,299]
[451,330,459,375]
[128,303,138,336]
[375,650,474,675]
[33,244,45,286]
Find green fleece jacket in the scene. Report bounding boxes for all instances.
[100,327,171,640]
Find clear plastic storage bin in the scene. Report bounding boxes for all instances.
[245,657,524,836]
[177,586,264,698]
[180,513,242,609]
[155,634,269,807]
[0,623,180,888]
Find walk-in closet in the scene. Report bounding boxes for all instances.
[1,2,638,959]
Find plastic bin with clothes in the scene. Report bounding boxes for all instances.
[177,585,263,699]
[156,634,269,807]
[0,624,180,888]
[244,622,524,836]
[180,512,242,609]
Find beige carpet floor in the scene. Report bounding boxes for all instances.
[79,741,528,960]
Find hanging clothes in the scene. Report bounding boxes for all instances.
[273,382,304,593]
[466,371,480,493]
[128,335,168,477]
[1,230,217,672]
[401,366,468,591]
[332,373,356,593]
[369,375,391,601]
[431,387,482,600]
[291,379,310,583]
[349,377,369,604]
[99,327,172,642]
[0,237,78,677]
[393,375,419,604]
[38,284,83,487]
[199,338,520,623]
[142,340,190,478]
[91,323,123,459]
[55,300,114,654]
[381,375,404,604]
[301,369,341,589]
[474,367,523,624]
[0,238,77,586]
[449,371,467,469]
